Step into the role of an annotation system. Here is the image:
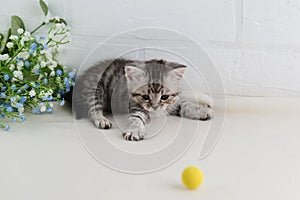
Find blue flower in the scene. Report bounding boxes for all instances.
[60,99,65,106]
[43,78,48,84]
[56,69,63,76]
[19,96,27,103]
[16,57,21,63]
[66,86,70,92]
[30,42,37,51]
[46,107,53,113]
[10,96,16,103]
[0,93,6,98]
[16,103,23,109]
[12,118,17,123]
[47,95,53,101]
[32,107,41,114]
[29,43,37,54]
[44,44,48,50]
[23,84,29,90]
[35,36,40,41]
[24,61,30,68]
[19,113,26,121]
[4,125,10,131]
[68,72,75,79]
[63,77,68,84]
[11,84,16,91]
[21,115,26,122]
[4,74,10,81]
[6,106,13,112]
[42,96,48,101]
[17,89,22,94]
[1,86,7,91]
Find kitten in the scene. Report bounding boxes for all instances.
[73,59,213,141]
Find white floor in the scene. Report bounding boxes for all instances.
[0,97,300,200]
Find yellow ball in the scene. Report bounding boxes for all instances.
[182,166,204,190]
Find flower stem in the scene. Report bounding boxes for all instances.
[31,22,46,34]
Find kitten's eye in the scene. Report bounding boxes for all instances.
[141,95,150,100]
[161,95,169,100]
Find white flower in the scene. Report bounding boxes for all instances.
[56,23,62,29]
[48,33,55,39]
[0,54,9,61]
[48,65,54,71]
[20,39,24,46]
[17,28,24,34]
[9,35,18,40]
[40,61,47,68]
[56,77,61,81]
[32,64,40,72]
[9,64,15,71]
[54,16,60,21]
[24,31,30,37]
[18,52,30,60]
[38,91,45,98]
[29,90,36,97]
[38,74,44,80]
[13,70,24,80]
[18,107,24,113]
[48,41,56,46]
[48,62,57,71]
[17,61,24,70]
[6,42,14,48]
[20,36,29,46]
[50,70,55,76]
[40,105,46,112]
[49,103,53,108]
[45,51,52,60]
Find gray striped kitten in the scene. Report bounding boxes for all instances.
[73,59,213,141]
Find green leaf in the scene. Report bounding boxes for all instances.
[39,0,48,16]
[11,16,25,35]
[0,29,11,53]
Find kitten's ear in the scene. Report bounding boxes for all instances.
[167,65,186,80]
[125,65,146,81]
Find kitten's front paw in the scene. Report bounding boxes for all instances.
[181,102,214,121]
[198,106,213,120]
[94,118,112,129]
[122,128,146,141]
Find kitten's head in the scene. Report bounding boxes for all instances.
[125,59,186,112]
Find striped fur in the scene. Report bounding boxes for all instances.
[73,59,213,141]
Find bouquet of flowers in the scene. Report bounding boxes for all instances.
[0,0,75,131]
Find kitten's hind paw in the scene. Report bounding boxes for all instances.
[94,118,112,129]
[122,128,146,141]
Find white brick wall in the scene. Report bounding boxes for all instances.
[1,0,300,96]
